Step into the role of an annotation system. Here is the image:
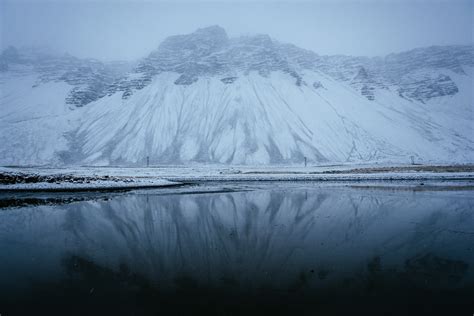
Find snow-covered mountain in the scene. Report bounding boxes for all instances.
[0,26,472,165]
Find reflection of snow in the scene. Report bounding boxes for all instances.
[0,185,473,291]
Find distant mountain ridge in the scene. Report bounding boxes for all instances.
[0,26,472,165]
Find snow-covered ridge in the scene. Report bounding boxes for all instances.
[0,26,473,165]
[118,26,473,103]
[0,46,132,108]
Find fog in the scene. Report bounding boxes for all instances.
[1,0,472,61]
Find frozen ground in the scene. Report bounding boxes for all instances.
[0,163,473,191]
[0,169,180,191]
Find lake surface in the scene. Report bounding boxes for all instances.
[1,183,473,315]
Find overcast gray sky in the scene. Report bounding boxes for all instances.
[1,0,472,61]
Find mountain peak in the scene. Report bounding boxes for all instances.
[195,25,227,37]
[157,25,228,54]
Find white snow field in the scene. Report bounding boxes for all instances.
[0,27,473,166]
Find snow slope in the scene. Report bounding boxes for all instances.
[0,69,75,165]
[0,26,472,166]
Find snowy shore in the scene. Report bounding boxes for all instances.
[0,164,473,192]
[0,169,181,192]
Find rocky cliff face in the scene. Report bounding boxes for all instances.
[111,26,307,98]
[109,26,471,103]
[2,26,471,107]
[0,46,131,108]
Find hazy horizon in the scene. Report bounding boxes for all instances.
[1,0,472,61]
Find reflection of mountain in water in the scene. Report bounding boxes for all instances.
[1,186,474,313]
[1,186,473,292]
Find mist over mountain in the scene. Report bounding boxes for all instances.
[0,26,472,165]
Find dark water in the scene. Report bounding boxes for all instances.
[0,183,473,315]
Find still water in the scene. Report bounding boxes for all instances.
[0,183,473,315]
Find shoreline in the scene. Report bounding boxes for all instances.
[1,164,473,192]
